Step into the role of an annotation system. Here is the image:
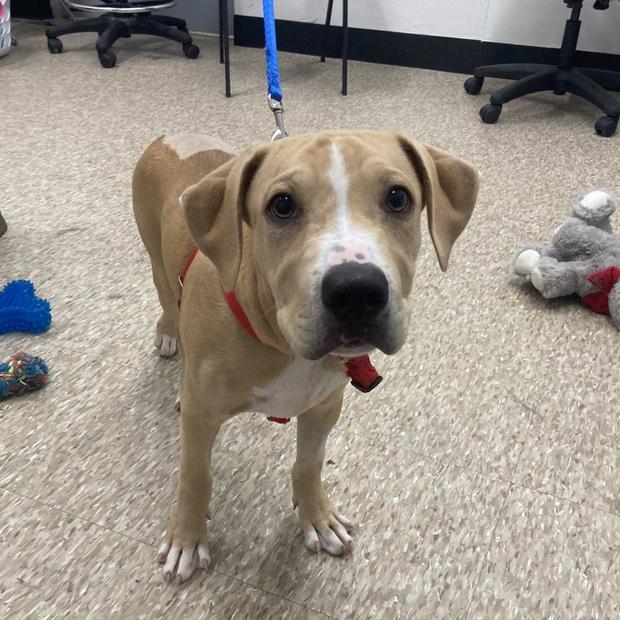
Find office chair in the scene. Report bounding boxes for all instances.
[45,1,200,69]
[464,0,620,137]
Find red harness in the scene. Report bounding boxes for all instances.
[179,249,382,424]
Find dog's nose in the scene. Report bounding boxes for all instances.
[321,263,389,324]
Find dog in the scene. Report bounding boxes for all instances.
[132,130,479,583]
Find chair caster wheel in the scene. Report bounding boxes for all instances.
[47,37,63,54]
[464,76,483,95]
[98,50,117,68]
[595,115,617,137]
[183,43,200,59]
[480,103,502,124]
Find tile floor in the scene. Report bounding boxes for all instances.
[0,22,618,619]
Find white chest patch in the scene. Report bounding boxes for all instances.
[163,134,234,160]
[251,358,348,418]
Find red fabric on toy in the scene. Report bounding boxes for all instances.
[583,267,620,316]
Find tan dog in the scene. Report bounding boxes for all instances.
[132,130,478,583]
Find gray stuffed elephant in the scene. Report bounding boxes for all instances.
[513,189,620,329]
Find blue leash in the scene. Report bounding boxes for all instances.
[263,0,287,141]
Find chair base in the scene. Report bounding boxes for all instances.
[465,64,620,136]
[45,13,199,68]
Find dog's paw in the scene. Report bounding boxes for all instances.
[295,490,355,556]
[154,333,178,358]
[514,249,541,276]
[157,523,209,584]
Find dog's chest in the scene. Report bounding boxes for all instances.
[250,358,348,418]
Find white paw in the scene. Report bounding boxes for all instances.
[154,333,178,358]
[514,249,541,276]
[530,266,544,292]
[158,538,210,584]
[303,512,355,556]
[580,190,610,210]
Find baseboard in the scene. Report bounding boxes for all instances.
[234,15,620,75]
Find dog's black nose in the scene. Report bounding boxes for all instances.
[321,263,389,324]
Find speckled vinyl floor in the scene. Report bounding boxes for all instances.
[1,22,618,619]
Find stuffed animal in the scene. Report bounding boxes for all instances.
[513,189,620,329]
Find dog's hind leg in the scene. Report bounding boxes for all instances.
[151,260,180,358]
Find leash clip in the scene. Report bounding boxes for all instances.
[268,95,287,142]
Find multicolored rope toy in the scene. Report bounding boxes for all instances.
[0,352,49,400]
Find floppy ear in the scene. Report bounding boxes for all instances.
[181,146,266,290]
[398,136,479,271]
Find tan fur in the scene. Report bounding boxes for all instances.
[132,130,479,582]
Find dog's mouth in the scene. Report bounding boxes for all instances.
[289,302,405,361]
[330,339,375,358]
[330,338,375,359]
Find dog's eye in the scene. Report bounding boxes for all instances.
[268,194,297,220]
[385,186,411,213]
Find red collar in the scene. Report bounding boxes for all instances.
[180,249,382,424]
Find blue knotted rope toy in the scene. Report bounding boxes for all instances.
[0,352,49,400]
[0,280,52,335]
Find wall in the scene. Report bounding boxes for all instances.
[235,0,620,55]
[485,0,620,54]
[163,0,233,35]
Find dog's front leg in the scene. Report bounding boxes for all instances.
[158,390,221,583]
[292,393,355,556]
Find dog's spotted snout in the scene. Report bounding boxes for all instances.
[321,263,389,326]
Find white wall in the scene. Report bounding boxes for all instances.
[164,0,232,35]
[235,0,620,54]
[236,0,489,41]
[485,0,620,54]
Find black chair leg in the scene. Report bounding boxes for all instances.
[96,19,130,54]
[578,67,620,93]
[341,0,348,96]
[220,0,231,97]
[129,17,192,44]
[218,0,224,64]
[321,0,334,63]
[489,68,557,106]
[149,14,188,31]
[474,63,550,82]
[565,70,620,117]
[46,16,109,39]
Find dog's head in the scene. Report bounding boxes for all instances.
[182,131,478,360]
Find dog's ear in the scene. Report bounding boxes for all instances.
[181,146,266,290]
[398,136,479,271]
